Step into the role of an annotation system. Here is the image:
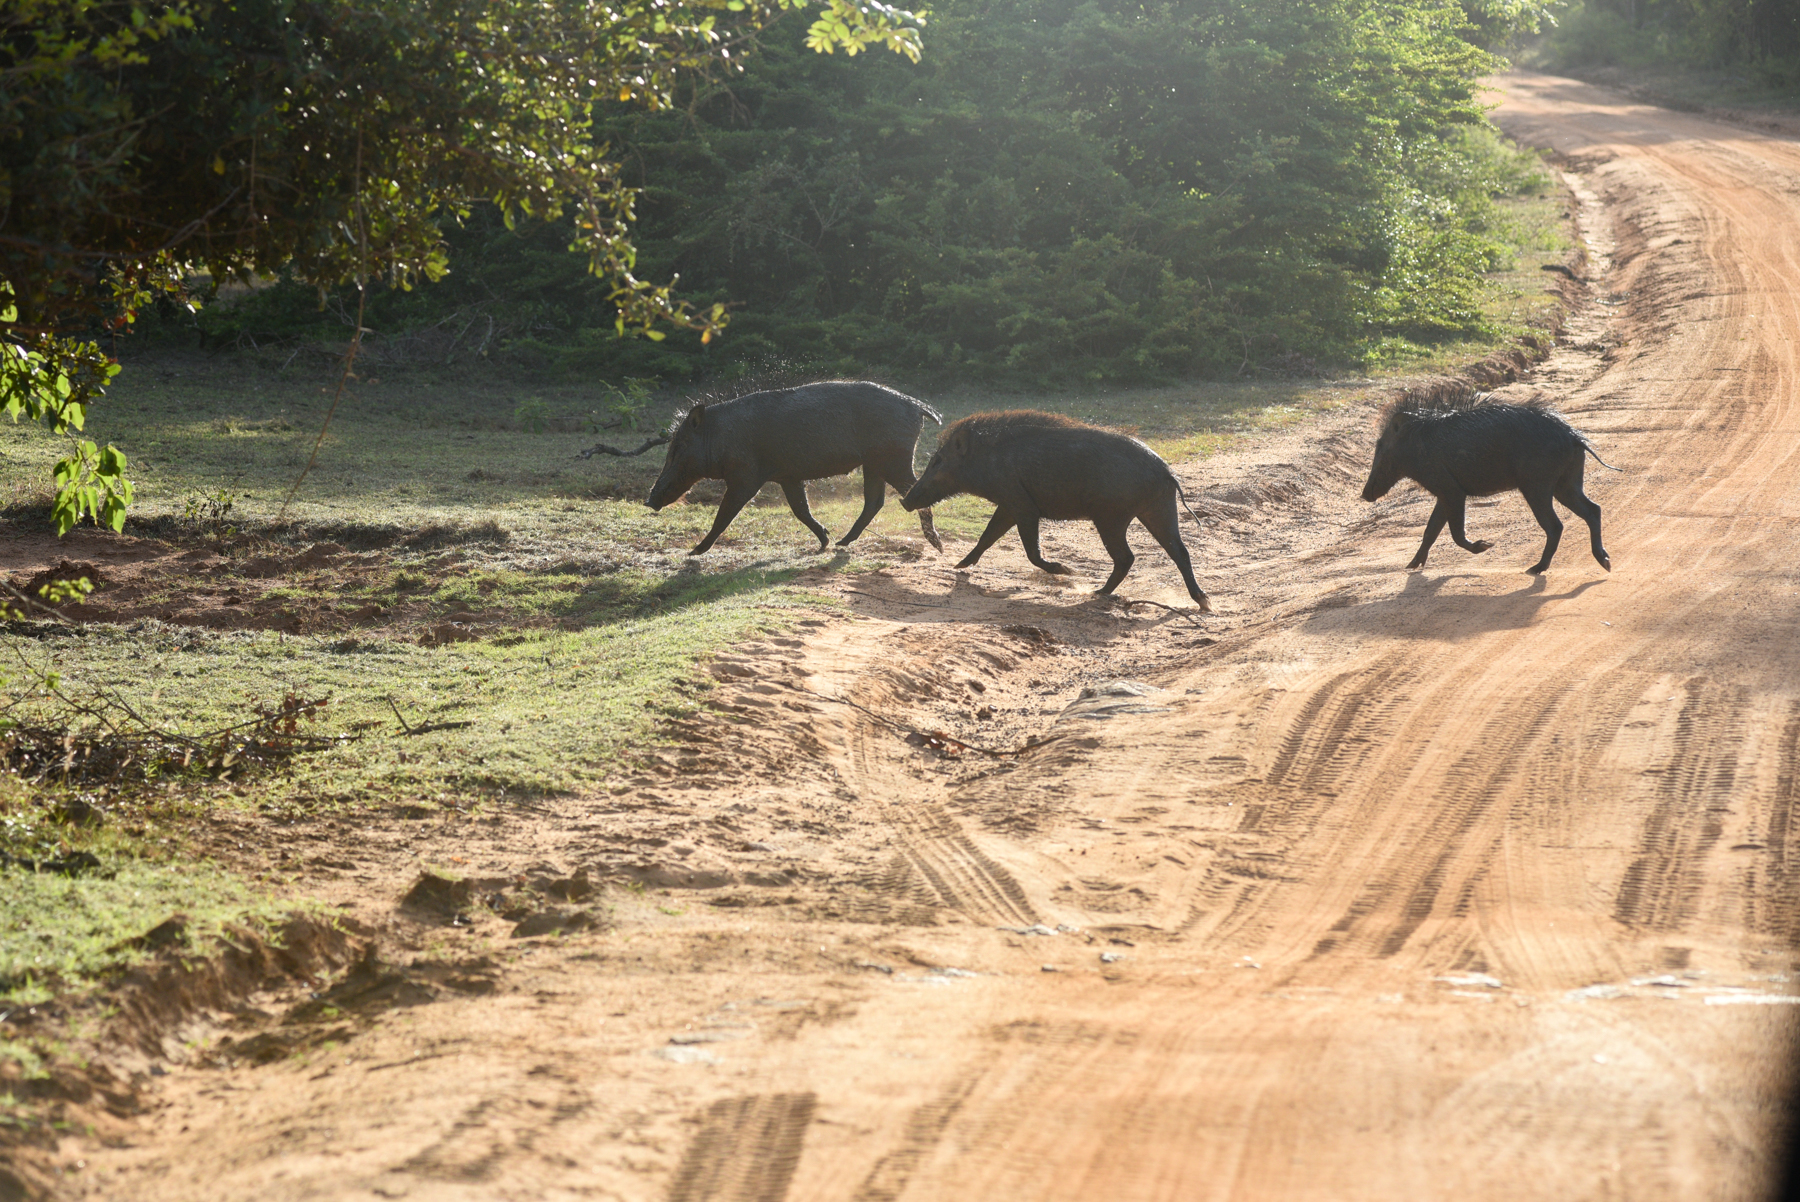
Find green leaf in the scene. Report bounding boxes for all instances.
[51,490,78,537]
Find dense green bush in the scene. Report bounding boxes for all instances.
[189,0,1551,384]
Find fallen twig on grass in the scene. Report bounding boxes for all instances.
[0,659,351,787]
[0,850,103,875]
[387,698,475,737]
[576,434,670,460]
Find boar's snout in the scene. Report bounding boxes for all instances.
[902,460,952,511]
[1361,445,1398,503]
[646,470,688,512]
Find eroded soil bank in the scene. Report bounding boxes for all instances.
[10,72,1800,1201]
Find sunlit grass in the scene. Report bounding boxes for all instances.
[0,861,288,1003]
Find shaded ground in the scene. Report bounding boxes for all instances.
[5,73,1800,1202]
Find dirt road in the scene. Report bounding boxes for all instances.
[59,73,1800,1200]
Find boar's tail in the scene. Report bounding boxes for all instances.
[1174,477,1204,526]
[1582,441,1623,471]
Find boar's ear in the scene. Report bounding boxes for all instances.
[688,402,705,427]
[948,427,968,455]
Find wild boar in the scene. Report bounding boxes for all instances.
[647,381,942,554]
[901,410,1210,609]
[1361,395,1617,573]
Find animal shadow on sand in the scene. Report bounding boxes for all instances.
[1306,572,1609,642]
[834,570,1168,645]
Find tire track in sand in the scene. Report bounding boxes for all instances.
[1756,700,1800,943]
[1179,650,1439,948]
[1233,655,1423,835]
[1612,678,1754,933]
[848,1068,989,1202]
[799,615,1044,929]
[667,1093,819,1202]
[1320,678,1569,961]
[844,713,1039,928]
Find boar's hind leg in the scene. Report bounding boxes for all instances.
[1555,477,1610,571]
[836,459,900,548]
[956,509,1017,570]
[1407,497,1456,569]
[914,506,943,553]
[1521,485,1565,574]
[1015,515,1072,577]
[1094,517,1135,594]
[778,480,831,551]
[1139,498,1212,611]
[692,481,763,555]
[1443,495,1494,556]
[861,451,943,552]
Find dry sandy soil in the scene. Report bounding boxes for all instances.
[14,72,1800,1200]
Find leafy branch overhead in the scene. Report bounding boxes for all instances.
[0,0,926,529]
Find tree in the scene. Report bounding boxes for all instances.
[416,0,1537,385]
[0,0,924,532]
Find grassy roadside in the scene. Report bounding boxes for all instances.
[0,180,1572,1070]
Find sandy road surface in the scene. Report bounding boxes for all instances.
[60,73,1800,1201]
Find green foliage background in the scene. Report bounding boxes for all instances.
[1533,0,1800,81]
[194,0,1553,385]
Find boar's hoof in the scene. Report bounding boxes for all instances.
[924,530,943,552]
[1597,553,1612,571]
[1407,557,1429,570]
[1195,593,1213,613]
[1526,562,1550,575]
[1041,562,1072,576]
[1469,540,1494,554]
[954,554,981,570]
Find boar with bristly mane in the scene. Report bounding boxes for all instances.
[1361,392,1620,574]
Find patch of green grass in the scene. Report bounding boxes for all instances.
[4,584,820,804]
[0,861,286,1006]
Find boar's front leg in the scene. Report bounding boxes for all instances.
[1407,496,1455,569]
[956,508,1017,569]
[778,479,831,551]
[691,480,762,555]
[1443,495,1494,556]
